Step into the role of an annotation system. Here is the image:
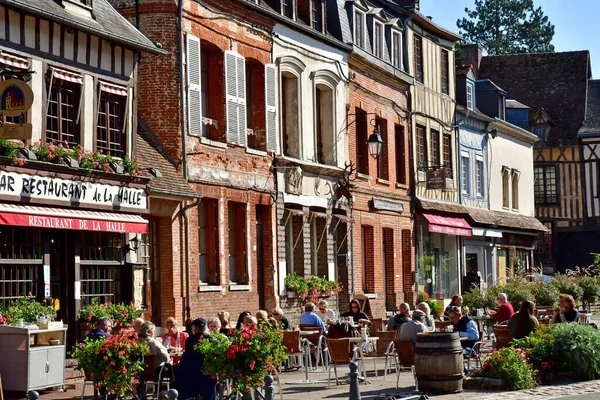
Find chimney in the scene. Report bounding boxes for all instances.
[394,0,419,11]
[459,43,483,78]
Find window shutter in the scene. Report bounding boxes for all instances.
[225,51,247,146]
[186,34,202,136]
[265,64,277,152]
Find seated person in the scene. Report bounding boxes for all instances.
[133,318,145,336]
[399,310,428,343]
[256,310,269,323]
[207,317,221,333]
[342,299,370,324]
[444,295,463,318]
[235,311,252,330]
[271,307,291,330]
[175,318,217,400]
[489,293,514,323]
[417,302,436,332]
[551,294,580,324]
[217,311,232,335]
[299,302,326,330]
[161,317,189,350]
[448,306,479,354]
[507,300,538,340]
[316,300,336,323]
[139,321,169,364]
[388,303,412,331]
[83,317,112,342]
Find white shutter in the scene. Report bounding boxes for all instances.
[225,51,247,146]
[237,55,247,147]
[186,34,202,136]
[265,64,277,152]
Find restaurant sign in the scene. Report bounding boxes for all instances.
[0,170,147,210]
[426,168,446,190]
[0,79,34,139]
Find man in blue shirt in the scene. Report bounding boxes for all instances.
[83,317,112,342]
[299,302,325,330]
[448,306,479,353]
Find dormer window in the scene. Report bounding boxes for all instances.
[466,81,474,110]
[79,0,92,6]
[311,0,323,31]
[282,0,294,18]
[391,30,403,69]
[499,94,506,120]
[354,9,365,48]
[374,22,383,58]
[534,124,547,141]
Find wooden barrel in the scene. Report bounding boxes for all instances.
[414,332,463,394]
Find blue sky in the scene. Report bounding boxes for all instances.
[420,0,599,78]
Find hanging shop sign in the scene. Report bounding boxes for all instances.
[426,168,446,190]
[0,79,34,139]
[0,170,147,210]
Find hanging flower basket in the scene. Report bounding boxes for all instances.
[283,274,342,303]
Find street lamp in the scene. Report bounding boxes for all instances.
[367,125,383,159]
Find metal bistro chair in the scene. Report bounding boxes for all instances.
[299,325,326,370]
[392,339,416,390]
[464,341,486,375]
[362,330,396,379]
[139,355,174,400]
[368,318,384,337]
[281,330,303,370]
[325,338,365,388]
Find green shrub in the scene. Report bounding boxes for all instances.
[462,287,492,312]
[531,283,558,307]
[482,347,538,390]
[499,281,535,311]
[550,275,583,302]
[577,276,600,310]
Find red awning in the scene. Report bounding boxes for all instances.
[423,212,472,237]
[0,204,147,234]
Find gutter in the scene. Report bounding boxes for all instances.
[3,0,166,55]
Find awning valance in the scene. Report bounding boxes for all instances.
[100,81,128,97]
[51,67,83,84]
[0,204,147,233]
[0,52,29,69]
[423,212,472,237]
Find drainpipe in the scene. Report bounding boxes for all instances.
[178,0,191,320]
[401,16,414,76]
[349,200,355,298]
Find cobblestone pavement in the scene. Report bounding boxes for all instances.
[469,379,600,400]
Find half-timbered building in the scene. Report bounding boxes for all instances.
[0,0,163,343]
[478,51,592,273]
[579,80,600,223]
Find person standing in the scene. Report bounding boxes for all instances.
[489,293,514,323]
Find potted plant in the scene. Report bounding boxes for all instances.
[195,322,287,397]
[1,294,55,325]
[284,274,342,303]
[71,331,149,397]
[78,299,141,336]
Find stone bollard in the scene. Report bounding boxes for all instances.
[349,362,361,400]
[263,375,274,400]
[27,392,40,400]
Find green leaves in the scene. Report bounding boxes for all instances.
[456,0,555,55]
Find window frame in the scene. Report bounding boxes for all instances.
[534,124,546,141]
[442,133,453,178]
[282,0,294,18]
[228,201,248,285]
[430,129,439,166]
[415,124,427,167]
[373,21,384,58]
[310,0,323,31]
[475,156,484,197]
[199,198,220,286]
[502,167,510,208]
[511,169,520,210]
[413,34,423,83]
[440,48,449,95]
[354,9,366,49]
[460,154,470,195]
[466,81,474,111]
[45,78,82,147]
[96,91,127,158]
[534,165,559,205]
[391,30,403,70]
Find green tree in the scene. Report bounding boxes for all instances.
[457,0,555,55]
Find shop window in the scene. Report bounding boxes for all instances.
[0,227,42,310]
[535,165,558,205]
[315,84,335,165]
[430,129,439,166]
[512,170,520,210]
[46,76,82,147]
[80,232,123,261]
[443,133,453,178]
[440,49,449,95]
[361,225,374,293]
[199,199,219,285]
[281,72,301,158]
[80,232,124,305]
[413,35,423,83]
[395,125,406,185]
[228,202,247,284]
[97,90,126,158]
[377,118,389,180]
[502,167,510,207]
[416,224,458,300]
[416,124,427,168]
[356,108,369,175]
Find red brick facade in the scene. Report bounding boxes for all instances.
[346,55,416,316]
